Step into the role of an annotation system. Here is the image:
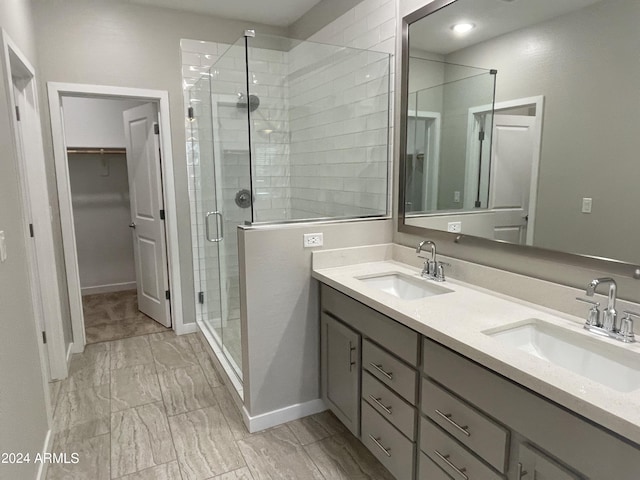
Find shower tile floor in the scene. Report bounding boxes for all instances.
[83,290,170,344]
[47,331,394,480]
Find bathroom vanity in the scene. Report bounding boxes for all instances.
[313,245,640,480]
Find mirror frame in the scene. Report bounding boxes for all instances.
[397,0,640,280]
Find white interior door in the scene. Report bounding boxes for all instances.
[489,114,537,244]
[123,103,170,327]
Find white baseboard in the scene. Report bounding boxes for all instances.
[67,341,77,364]
[81,281,136,296]
[175,321,197,336]
[243,399,327,433]
[35,428,54,480]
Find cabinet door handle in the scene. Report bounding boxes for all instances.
[368,435,392,457]
[368,395,392,415]
[369,363,393,380]
[517,462,528,479]
[349,342,356,372]
[435,409,470,437]
[433,451,468,480]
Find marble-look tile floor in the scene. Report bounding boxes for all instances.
[47,331,394,480]
[83,290,170,344]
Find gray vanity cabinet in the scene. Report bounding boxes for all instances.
[321,312,361,436]
[319,284,640,480]
[517,444,581,480]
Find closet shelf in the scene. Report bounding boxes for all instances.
[66,147,126,155]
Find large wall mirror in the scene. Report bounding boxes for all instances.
[399,0,640,271]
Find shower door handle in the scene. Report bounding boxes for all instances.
[205,211,224,243]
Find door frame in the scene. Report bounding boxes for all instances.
[47,83,184,353]
[1,31,67,385]
[407,109,441,212]
[464,96,544,244]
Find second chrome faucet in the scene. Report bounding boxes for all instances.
[577,277,638,343]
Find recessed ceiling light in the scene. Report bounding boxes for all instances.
[451,23,475,34]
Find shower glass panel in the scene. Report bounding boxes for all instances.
[190,37,251,386]
[246,34,391,223]
[187,32,391,393]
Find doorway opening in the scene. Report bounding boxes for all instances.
[48,84,184,353]
[465,96,544,245]
[63,97,170,343]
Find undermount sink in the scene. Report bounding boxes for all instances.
[485,320,640,393]
[357,272,453,300]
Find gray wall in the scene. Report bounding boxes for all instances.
[31,0,286,327]
[0,0,50,477]
[288,0,365,39]
[240,219,392,417]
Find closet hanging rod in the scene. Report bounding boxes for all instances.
[66,147,127,155]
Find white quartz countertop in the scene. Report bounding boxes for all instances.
[312,245,640,445]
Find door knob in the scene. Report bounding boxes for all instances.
[129,222,136,229]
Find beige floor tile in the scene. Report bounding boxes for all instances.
[304,432,395,480]
[111,336,154,370]
[111,364,162,412]
[195,350,223,389]
[238,426,324,480]
[115,461,182,480]
[169,406,245,480]
[287,410,347,446]
[111,402,177,478]
[151,335,200,372]
[158,365,217,416]
[211,387,250,441]
[208,467,254,480]
[54,384,111,434]
[63,343,110,392]
[47,433,110,480]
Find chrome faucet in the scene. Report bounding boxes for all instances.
[586,277,618,332]
[416,240,448,281]
[577,277,637,343]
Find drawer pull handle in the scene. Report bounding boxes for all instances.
[517,462,529,479]
[434,450,468,480]
[435,409,470,437]
[349,342,356,372]
[368,435,392,457]
[368,395,392,415]
[370,363,393,380]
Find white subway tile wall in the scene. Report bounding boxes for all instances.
[181,0,396,322]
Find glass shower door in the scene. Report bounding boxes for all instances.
[202,38,253,383]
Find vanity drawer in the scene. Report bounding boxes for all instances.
[421,418,502,480]
[361,400,415,480]
[422,378,509,473]
[419,450,456,480]
[363,371,416,440]
[321,285,419,365]
[363,339,418,405]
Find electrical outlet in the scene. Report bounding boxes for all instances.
[453,191,461,203]
[447,222,462,233]
[581,197,593,214]
[303,233,323,248]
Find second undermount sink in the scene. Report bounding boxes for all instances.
[357,272,453,300]
[485,320,640,392]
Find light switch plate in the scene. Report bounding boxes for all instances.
[0,231,7,263]
[303,233,323,248]
[582,197,593,214]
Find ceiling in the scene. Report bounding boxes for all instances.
[410,0,603,55]
[128,0,323,27]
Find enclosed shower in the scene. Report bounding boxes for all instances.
[186,31,391,395]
